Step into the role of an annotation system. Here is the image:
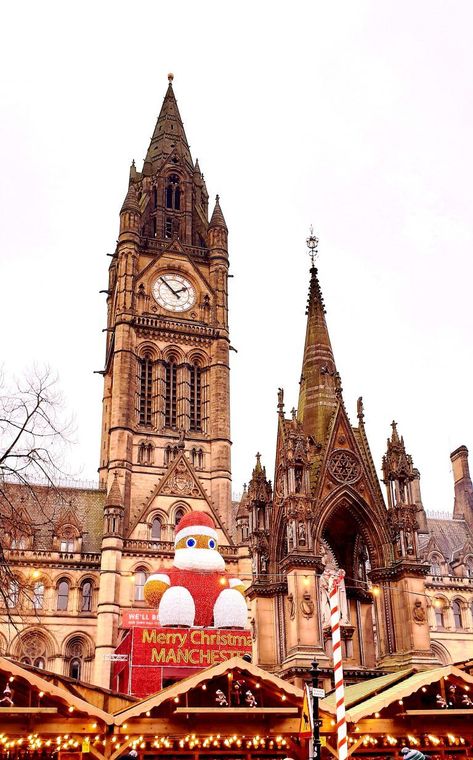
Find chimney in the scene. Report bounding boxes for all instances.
[450,445,473,522]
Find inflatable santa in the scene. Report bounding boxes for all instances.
[144,511,248,628]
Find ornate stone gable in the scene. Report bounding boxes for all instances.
[313,404,386,523]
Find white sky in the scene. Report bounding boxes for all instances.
[1,1,472,514]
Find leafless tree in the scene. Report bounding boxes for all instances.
[0,366,73,619]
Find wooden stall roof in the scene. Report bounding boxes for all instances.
[14,660,137,714]
[113,655,304,724]
[0,656,114,724]
[321,664,473,723]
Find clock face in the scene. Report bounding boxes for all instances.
[152,274,196,312]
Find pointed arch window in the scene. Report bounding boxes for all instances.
[434,601,445,628]
[189,364,202,432]
[57,580,70,611]
[452,600,463,629]
[20,633,47,669]
[6,579,19,608]
[467,559,473,578]
[175,508,185,528]
[33,582,44,610]
[430,556,442,576]
[165,174,181,210]
[134,568,148,601]
[164,359,177,428]
[139,354,154,427]
[151,517,162,541]
[80,581,93,612]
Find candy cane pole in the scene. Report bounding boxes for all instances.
[322,569,347,760]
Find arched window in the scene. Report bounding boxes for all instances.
[57,580,69,611]
[138,441,153,465]
[80,581,93,612]
[165,174,181,210]
[70,657,82,680]
[452,600,463,629]
[139,354,153,427]
[134,568,148,601]
[189,364,202,432]
[10,535,27,550]
[6,579,19,608]
[175,508,185,528]
[434,601,445,628]
[467,559,473,578]
[151,517,162,541]
[164,359,177,428]
[33,582,44,610]
[65,637,85,681]
[60,538,75,553]
[20,632,47,669]
[430,556,442,576]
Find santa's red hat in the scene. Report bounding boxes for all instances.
[174,511,218,546]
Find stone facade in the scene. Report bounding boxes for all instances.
[1,78,473,691]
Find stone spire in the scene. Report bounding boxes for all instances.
[143,74,193,171]
[297,264,339,443]
[209,194,228,231]
[105,471,124,509]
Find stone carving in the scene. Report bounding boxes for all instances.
[287,593,296,620]
[300,590,315,619]
[298,521,307,545]
[161,458,200,497]
[412,600,426,624]
[328,449,361,484]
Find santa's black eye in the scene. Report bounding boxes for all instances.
[186,537,196,548]
[208,538,216,549]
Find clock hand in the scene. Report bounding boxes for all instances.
[160,277,180,298]
[175,287,188,294]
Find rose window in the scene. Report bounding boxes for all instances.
[328,450,361,484]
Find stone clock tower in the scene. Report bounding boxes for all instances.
[98,75,232,537]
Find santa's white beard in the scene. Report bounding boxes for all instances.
[174,547,225,572]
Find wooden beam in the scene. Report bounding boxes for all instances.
[174,707,298,714]
[0,708,58,714]
[347,737,365,757]
[324,741,338,759]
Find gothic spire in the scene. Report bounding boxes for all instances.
[297,260,339,443]
[144,74,193,171]
[105,471,124,508]
[209,194,228,230]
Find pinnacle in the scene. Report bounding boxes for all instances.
[105,472,123,507]
[120,182,140,215]
[209,195,228,230]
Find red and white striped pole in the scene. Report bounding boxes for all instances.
[322,569,347,760]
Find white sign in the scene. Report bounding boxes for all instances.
[102,653,129,662]
[312,687,326,699]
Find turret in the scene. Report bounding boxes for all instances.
[382,422,424,559]
[451,445,473,524]
[235,485,249,544]
[247,454,272,580]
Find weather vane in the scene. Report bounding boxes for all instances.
[306,225,319,266]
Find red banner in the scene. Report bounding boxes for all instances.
[131,626,252,667]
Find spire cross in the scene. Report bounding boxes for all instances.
[306,225,319,267]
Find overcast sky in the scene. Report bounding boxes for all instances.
[1,1,472,514]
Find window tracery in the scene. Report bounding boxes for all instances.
[19,632,47,669]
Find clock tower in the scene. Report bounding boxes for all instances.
[98,75,232,538]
